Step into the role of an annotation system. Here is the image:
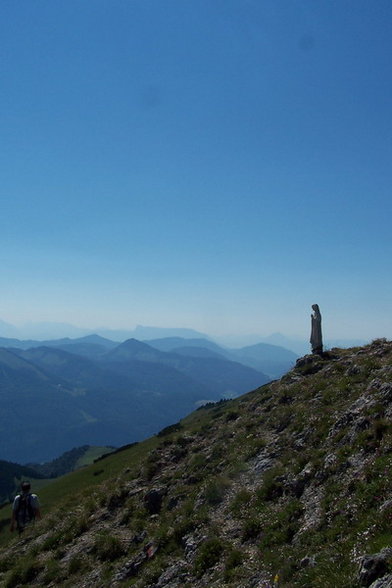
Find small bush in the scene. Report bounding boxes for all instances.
[259,499,302,548]
[93,532,125,561]
[226,410,240,422]
[194,537,224,576]
[5,557,43,588]
[242,517,262,541]
[189,454,208,471]
[204,478,230,506]
[230,488,252,517]
[144,460,161,481]
[225,548,243,572]
[0,555,15,574]
[41,532,62,551]
[42,559,62,583]
[68,554,86,575]
[256,466,285,502]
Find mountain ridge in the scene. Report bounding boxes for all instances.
[0,339,390,586]
[0,338,269,463]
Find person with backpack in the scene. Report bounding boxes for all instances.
[10,481,41,534]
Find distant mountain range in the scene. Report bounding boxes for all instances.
[0,320,209,343]
[0,318,369,354]
[0,324,368,464]
[0,334,298,463]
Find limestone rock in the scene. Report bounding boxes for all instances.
[358,548,392,586]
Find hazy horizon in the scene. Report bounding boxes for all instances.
[0,316,372,352]
[2,2,391,343]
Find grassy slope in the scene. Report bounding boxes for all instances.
[0,438,159,548]
[74,446,114,468]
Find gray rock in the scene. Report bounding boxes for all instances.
[300,555,316,567]
[346,364,361,376]
[379,383,392,402]
[369,575,392,588]
[144,487,166,514]
[358,549,392,586]
[113,553,147,581]
[154,560,189,587]
[253,448,277,474]
[380,499,392,513]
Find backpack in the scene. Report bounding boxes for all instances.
[15,493,35,526]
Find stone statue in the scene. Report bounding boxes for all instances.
[310,304,323,354]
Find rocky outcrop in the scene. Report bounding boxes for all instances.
[358,549,392,586]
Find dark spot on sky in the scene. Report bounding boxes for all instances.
[140,85,162,110]
[298,34,315,52]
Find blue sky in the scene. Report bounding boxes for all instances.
[1,0,391,341]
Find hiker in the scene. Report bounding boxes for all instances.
[10,481,41,534]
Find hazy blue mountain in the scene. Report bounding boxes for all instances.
[164,346,224,359]
[104,339,269,398]
[133,325,209,339]
[0,334,117,354]
[104,338,166,363]
[4,340,262,463]
[96,325,210,342]
[0,336,20,348]
[16,321,91,340]
[146,336,297,379]
[255,334,369,355]
[145,337,226,355]
[258,333,309,355]
[0,334,282,463]
[228,342,298,378]
[0,336,42,349]
[15,345,211,406]
[0,348,93,463]
[47,335,118,358]
[15,346,127,391]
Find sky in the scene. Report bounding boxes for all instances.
[1,0,392,342]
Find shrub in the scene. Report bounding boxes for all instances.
[259,499,303,548]
[41,532,62,551]
[225,548,243,571]
[226,410,240,422]
[242,517,262,541]
[256,468,285,502]
[5,557,43,588]
[189,454,208,471]
[194,537,224,576]
[173,518,197,545]
[42,559,62,583]
[93,532,125,561]
[230,488,252,517]
[0,555,13,574]
[68,554,86,575]
[204,478,230,506]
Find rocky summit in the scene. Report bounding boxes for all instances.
[0,339,391,587]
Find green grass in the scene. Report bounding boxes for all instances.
[75,445,114,468]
